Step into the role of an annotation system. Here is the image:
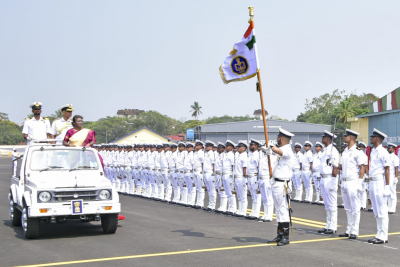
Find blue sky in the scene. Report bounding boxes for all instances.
[1,0,399,124]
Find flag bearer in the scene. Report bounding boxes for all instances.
[266,128,295,246]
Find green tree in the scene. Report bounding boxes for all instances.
[0,112,25,145]
[296,90,378,135]
[190,102,202,121]
[190,102,202,138]
[334,99,356,123]
[269,115,288,121]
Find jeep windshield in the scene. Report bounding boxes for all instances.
[30,149,99,171]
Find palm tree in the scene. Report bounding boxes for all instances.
[189,102,203,139]
[335,100,356,123]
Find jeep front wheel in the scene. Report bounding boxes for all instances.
[101,214,118,234]
[21,207,40,239]
[9,196,21,226]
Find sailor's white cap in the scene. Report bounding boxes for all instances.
[344,129,360,137]
[277,128,294,138]
[370,128,387,139]
[249,138,262,146]
[357,141,367,147]
[59,104,74,112]
[321,130,337,139]
[237,141,248,148]
[387,142,397,148]
[205,140,216,147]
[225,140,235,147]
[304,141,313,147]
[294,142,302,148]
[195,140,205,146]
[29,102,42,109]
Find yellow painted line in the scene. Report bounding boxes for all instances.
[246,209,328,227]
[15,232,400,267]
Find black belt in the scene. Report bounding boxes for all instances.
[275,178,288,182]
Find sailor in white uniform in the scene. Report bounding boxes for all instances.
[169,143,180,203]
[318,130,340,235]
[12,148,21,176]
[22,102,52,145]
[336,129,365,239]
[292,143,303,201]
[176,142,188,204]
[386,143,398,214]
[367,129,391,244]
[51,104,73,144]
[203,140,216,211]
[222,140,236,215]
[234,141,248,217]
[312,142,324,205]
[214,142,227,213]
[183,143,195,206]
[265,128,295,246]
[357,141,369,210]
[193,140,205,208]
[246,139,262,220]
[302,141,314,203]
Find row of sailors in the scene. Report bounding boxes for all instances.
[290,140,398,215]
[96,139,277,221]
[93,127,394,246]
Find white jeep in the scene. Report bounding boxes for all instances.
[8,141,121,239]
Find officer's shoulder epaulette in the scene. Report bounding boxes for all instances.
[25,118,30,121]
[44,117,49,120]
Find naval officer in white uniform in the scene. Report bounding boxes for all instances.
[22,102,52,145]
[51,104,73,144]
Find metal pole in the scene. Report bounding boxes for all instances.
[249,6,273,177]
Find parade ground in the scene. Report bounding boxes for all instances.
[1,157,399,267]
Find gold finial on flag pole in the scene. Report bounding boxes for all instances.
[248,6,254,22]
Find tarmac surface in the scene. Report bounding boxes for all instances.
[0,156,399,267]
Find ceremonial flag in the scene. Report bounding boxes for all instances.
[219,20,259,84]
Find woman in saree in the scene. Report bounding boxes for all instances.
[63,115,96,147]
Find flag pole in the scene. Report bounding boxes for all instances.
[249,6,273,178]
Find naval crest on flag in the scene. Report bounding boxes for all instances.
[219,20,259,84]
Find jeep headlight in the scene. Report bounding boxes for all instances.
[38,191,52,202]
[98,190,111,200]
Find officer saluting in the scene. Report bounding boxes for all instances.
[265,128,295,246]
[22,102,52,145]
[367,128,391,244]
[51,104,73,144]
